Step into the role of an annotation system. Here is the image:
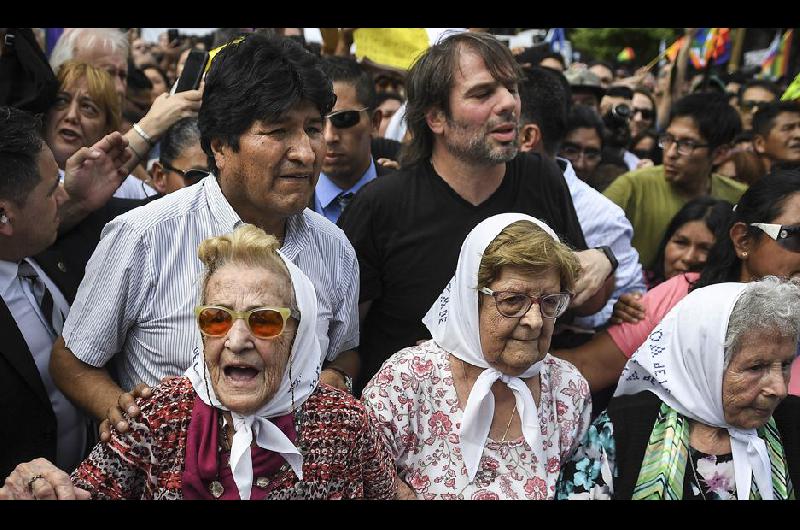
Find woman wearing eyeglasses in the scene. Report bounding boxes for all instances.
[362,213,592,500]
[0,224,396,500]
[555,168,800,403]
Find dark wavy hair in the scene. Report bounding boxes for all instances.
[198,33,336,175]
[319,56,376,110]
[399,32,523,167]
[0,106,45,206]
[692,168,800,291]
[648,197,733,286]
[668,92,742,150]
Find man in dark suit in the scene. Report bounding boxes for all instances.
[310,56,399,225]
[0,106,131,479]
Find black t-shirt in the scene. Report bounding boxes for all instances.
[338,152,588,394]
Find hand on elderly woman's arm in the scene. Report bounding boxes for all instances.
[98,383,154,443]
[58,131,131,232]
[0,458,90,500]
[570,249,615,315]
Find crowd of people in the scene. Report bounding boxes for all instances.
[1,27,800,501]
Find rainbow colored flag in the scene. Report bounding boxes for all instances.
[617,47,635,63]
[762,29,794,80]
[688,28,731,68]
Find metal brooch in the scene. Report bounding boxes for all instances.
[209,480,224,499]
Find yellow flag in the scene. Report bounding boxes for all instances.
[353,28,430,71]
[782,71,800,101]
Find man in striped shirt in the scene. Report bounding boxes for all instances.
[50,34,361,441]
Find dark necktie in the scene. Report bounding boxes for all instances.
[17,261,63,336]
[336,192,354,213]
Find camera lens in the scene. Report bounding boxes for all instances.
[612,104,631,120]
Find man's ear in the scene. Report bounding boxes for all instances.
[370,108,382,135]
[752,134,767,156]
[426,108,446,136]
[711,143,732,166]
[0,202,14,237]
[149,161,168,194]
[210,139,228,173]
[519,123,542,153]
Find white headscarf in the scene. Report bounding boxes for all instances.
[615,282,774,500]
[186,249,322,500]
[422,212,561,483]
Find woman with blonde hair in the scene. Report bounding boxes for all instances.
[44,60,155,199]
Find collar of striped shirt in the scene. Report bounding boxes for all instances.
[204,174,310,259]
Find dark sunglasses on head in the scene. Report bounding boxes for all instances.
[194,305,300,339]
[326,108,368,129]
[750,223,800,252]
[162,162,209,184]
[632,107,655,120]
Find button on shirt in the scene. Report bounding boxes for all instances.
[62,175,360,390]
[0,259,86,472]
[557,158,647,329]
[314,160,377,224]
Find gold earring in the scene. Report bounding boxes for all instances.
[741,251,748,258]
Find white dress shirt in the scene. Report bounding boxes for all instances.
[558,158,647,329]
[0,258,86,472]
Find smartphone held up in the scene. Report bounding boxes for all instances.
[172,49,210,94]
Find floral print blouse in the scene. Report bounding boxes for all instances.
[555,410,737,500]
[362,340,592,500]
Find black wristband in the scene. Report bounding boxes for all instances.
[595,246,618,276]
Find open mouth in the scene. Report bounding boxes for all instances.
[223,365,260,382]
[490,124,517,142]
[58,129,81,142]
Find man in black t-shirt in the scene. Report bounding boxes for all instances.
[338,32,616,394]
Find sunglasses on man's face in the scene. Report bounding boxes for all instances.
[194,305,300,339]
[740,100,772,112]
[162,162,209,185]
[325,108,368,129]
[750,222,800,253]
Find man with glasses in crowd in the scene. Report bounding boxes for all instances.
[313,57,395,224]
[736,79,780,132]
[559,105,606,188]
[603,92,747,269]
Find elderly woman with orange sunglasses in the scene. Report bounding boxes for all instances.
[0,224,395,500]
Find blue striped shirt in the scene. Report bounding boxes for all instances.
[558,159,647,329]
[62,176,359,390]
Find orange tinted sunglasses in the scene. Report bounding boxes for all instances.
[194,305,299,339]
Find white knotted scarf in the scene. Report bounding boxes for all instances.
[186,249,322,500]
[422,212,561,483]
[616,282,774,500]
